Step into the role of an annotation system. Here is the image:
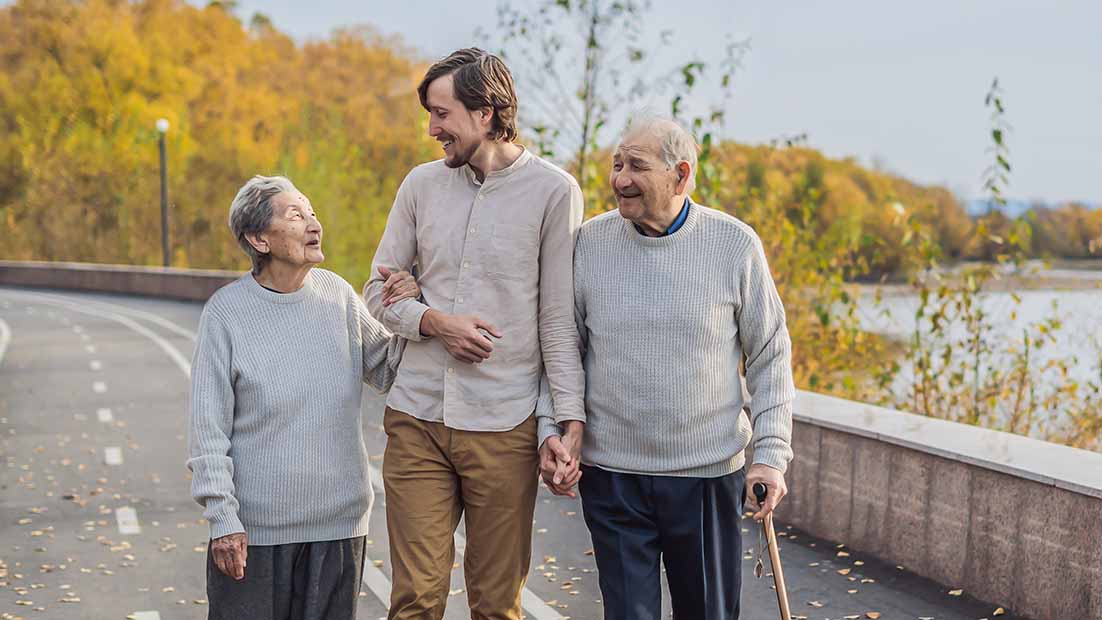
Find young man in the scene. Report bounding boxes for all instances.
[362,48,585,620]
[544,116,796,619]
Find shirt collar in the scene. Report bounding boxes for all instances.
[462,146,532,186]
[633,197,692,237]
[666,197,691,235]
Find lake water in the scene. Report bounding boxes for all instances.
[855,286,1102,388]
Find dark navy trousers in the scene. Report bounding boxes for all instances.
[579,465,746,620]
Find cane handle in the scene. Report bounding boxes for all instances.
[752,481,768,504]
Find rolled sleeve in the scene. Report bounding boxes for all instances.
[364,173,429,342]
[538,182,586,424]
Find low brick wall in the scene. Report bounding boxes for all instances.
[782,391,1102,620]
[0,260,240,302]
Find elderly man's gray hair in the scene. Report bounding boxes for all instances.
[622,115,700,194]
[228,175,299,273]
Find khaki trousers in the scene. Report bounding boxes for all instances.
[382,407,539,620]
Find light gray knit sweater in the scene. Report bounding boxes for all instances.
[187,269,395,545]
[560,203,795,477]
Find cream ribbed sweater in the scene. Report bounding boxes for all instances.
[555,203,795,477]
[187,269,395,544]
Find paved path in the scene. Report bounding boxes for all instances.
[0,287,1020,620]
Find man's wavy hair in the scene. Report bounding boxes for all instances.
[417,48,519,143]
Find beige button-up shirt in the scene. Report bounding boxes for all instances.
[364,149,585,431]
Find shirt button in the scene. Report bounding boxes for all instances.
[457,296,465,304]
[469,227,477,234]
[462,261,470,269]
[447,367,455,375]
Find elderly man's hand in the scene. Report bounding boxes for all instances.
[746,463,788,521]
[378,266,421,306]
[539,421,583,497]
[211,532,248,581]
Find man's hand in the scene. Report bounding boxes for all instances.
[378,266,421,306]
[420,309,502,364]
[746,463,788,521]
[210,532,248,581]
[539,421,583,497]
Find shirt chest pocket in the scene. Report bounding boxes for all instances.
[481,222,539,280]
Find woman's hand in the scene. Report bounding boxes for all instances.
[211,532,248,580]
[379,266,421,306]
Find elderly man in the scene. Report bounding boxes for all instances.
[362,48,585,620]
[188,175,418,619]
[542,116,796,620]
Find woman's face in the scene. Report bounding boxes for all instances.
[256,192,324,268]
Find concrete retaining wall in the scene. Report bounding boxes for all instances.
[0,260,240,302]
[783,391,1102,619]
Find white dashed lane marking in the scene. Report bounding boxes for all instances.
[0,317,11,368]
[104,447,123,466]
[116,506,142,535]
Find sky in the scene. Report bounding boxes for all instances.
[208,2,1101,204]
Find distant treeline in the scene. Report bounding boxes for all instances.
[1,0,1098,288]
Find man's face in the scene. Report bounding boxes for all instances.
[609,130,680,224]
[425,73,485,168]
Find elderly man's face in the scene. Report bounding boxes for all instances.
[610,130,680,224]
[425,73,486,169]
[262,192,324,267]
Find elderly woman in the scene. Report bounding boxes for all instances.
[187,175,418,619]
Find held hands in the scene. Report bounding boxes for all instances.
[539,421,583,497]
[746,463,788,521]
[378,266,421,306]
[420,309,502,364]
[210,532,248,580]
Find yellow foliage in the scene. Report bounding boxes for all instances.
[0,0,435,287]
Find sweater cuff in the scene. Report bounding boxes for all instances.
[751,439,793,475]
[538,417,564,449]
[207,509,246,540]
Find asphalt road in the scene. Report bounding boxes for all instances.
[0,287,1020,620]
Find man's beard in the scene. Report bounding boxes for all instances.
[444,138,479,169]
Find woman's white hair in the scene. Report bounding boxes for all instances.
[228,175,299,273]
[621,114,699,194]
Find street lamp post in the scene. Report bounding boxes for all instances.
[156,118,170,268]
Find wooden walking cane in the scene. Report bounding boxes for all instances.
[752,482,792,620]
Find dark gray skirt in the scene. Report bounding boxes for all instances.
[206,536,367,620]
